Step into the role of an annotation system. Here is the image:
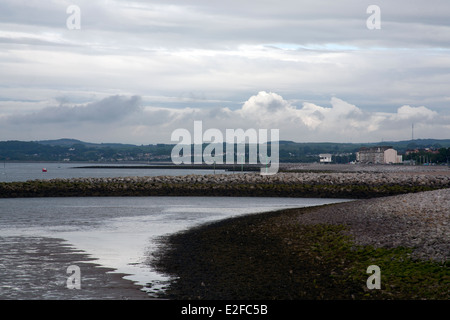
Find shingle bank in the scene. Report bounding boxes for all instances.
[1,172,450,198]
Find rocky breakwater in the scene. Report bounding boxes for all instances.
[1,171,450,198]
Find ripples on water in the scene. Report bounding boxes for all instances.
[0,163,353,299]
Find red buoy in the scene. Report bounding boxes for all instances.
[42,168,47,172]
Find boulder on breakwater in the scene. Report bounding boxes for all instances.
[1,172,450,198]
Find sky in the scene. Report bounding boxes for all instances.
[0,0,449,144]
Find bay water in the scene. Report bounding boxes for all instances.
[0,163,353,299]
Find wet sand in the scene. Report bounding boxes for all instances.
[0,236,151,300]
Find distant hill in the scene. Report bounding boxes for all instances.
[1,138,449,162]
[35,138,136,148]
[35,138,88,146]
[364,139,450,152]
[33,138,450,150]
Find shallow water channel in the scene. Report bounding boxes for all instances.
[0,196,352,299]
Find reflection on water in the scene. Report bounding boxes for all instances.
[0,196,353,298]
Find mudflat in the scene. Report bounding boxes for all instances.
[150,188,449,300]
[0,236,151,300]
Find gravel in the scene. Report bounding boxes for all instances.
[290,188,450,263]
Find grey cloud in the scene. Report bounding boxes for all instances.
[205,107,231,119]
[1,0,450,49]
[8,95,142,125]
[0,1,449,143]
[311,110,325,121]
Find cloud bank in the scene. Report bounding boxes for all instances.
[0,1,449,143]
[1,92,447,144]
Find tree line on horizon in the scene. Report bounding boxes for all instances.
[0,139,449,164]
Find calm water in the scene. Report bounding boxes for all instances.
[0,162,353,299]
[0,162,233,183]
[0,196,353,299]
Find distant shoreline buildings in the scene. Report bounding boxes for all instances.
[319,153,332,163]
[356,146,403,164]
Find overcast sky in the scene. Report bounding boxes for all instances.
[1,0,449,144]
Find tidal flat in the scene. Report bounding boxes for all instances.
[149,187,449,300]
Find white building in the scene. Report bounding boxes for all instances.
[384,148,403,164]
[319,154,332,163]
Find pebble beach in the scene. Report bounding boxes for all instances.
[150,186,449,299]
[147,165,450,300]
[1,164,450,199]
[282,188,450,263]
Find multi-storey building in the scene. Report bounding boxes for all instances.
[356,146,402,164]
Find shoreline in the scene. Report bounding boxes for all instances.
[149,188,449,300]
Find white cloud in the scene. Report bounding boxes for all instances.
[2,92,447,144]
[394,105,438,120]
